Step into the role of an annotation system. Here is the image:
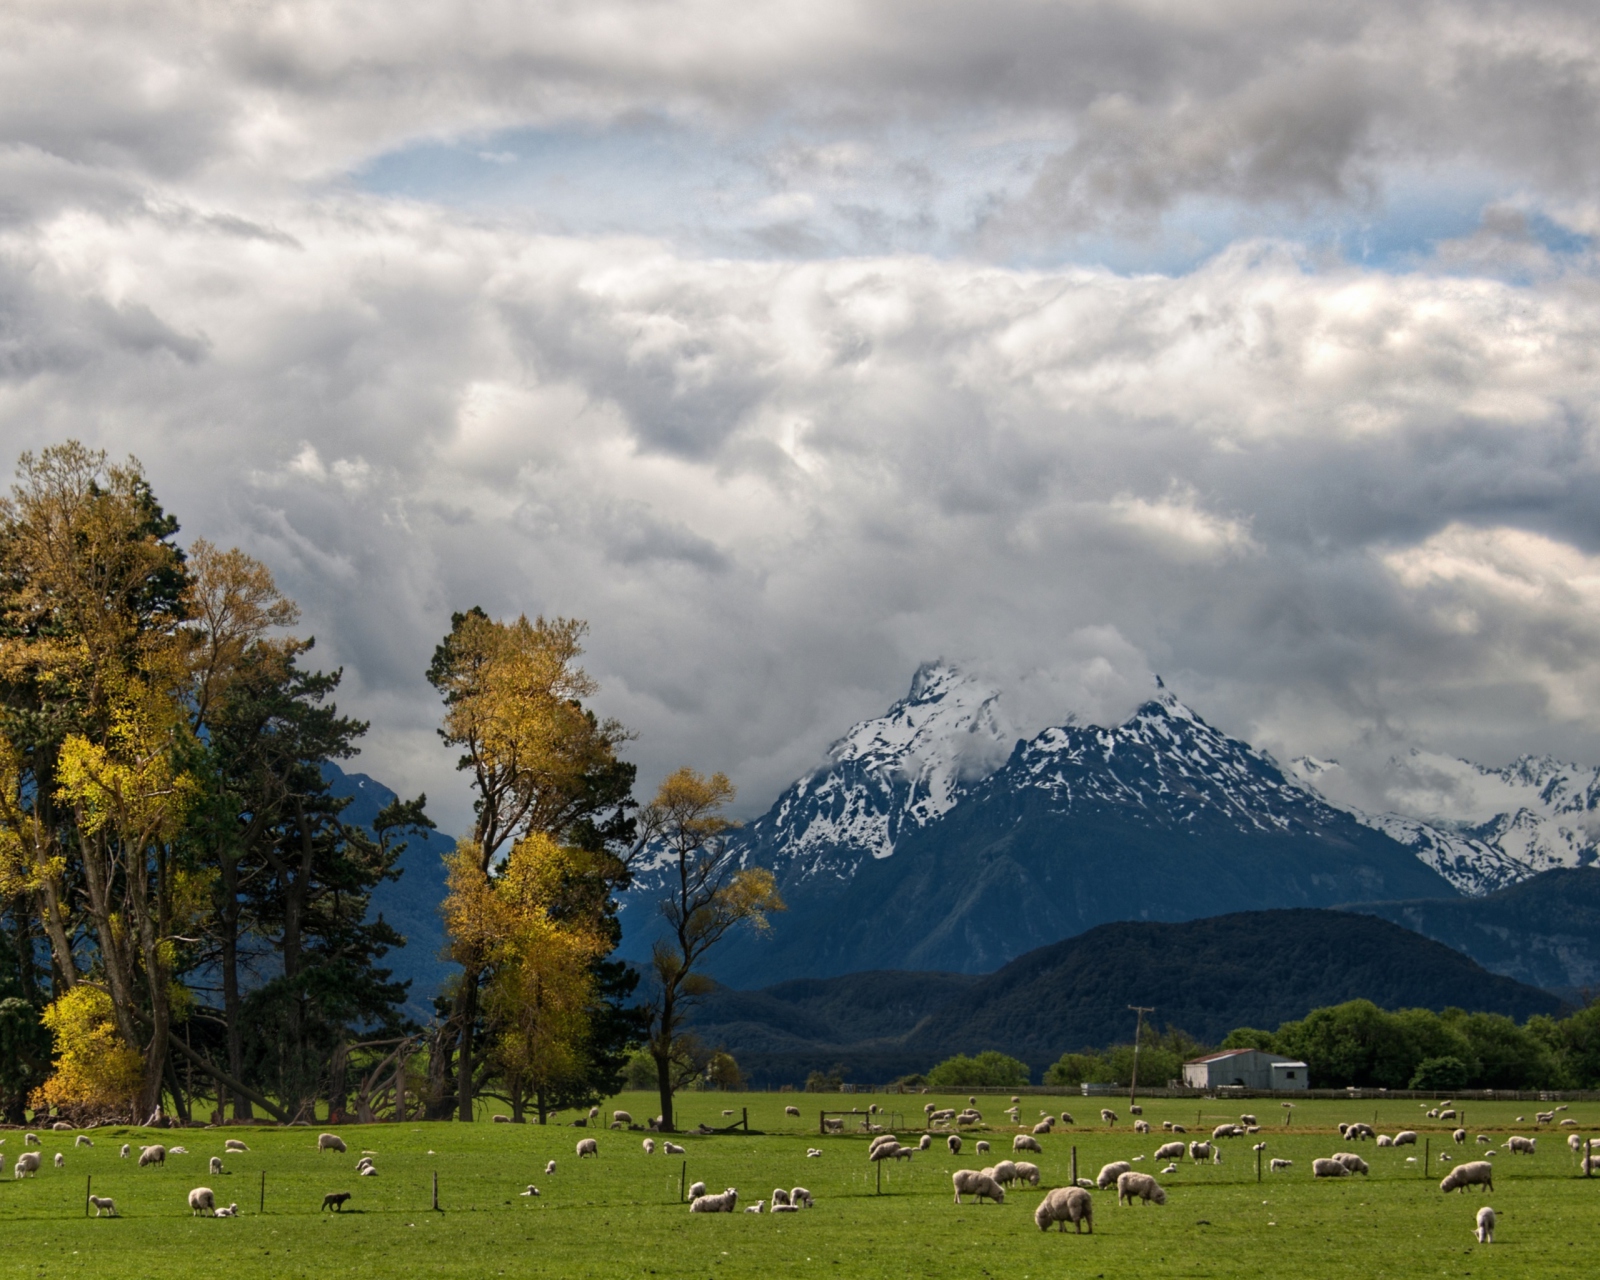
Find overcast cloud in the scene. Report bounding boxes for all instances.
[4,0,1600,832]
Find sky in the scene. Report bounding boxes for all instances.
[4,0,1600,836]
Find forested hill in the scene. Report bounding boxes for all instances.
[1341,867,1600,1000]
[684,909,1564,1085]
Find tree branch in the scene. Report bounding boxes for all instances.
[165,1032,291,1124]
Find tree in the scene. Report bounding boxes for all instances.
[428,609,635,1121]
[1409,1055,1471,1090]
[927,1051,1030,1089]
[635,768,783,1131]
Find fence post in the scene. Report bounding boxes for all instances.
[1071,1146,1077,1188]
[85,1175,91,1217]
[432,1170,439,1212]
[743,1108,748,1132]
[1256,1148,1261,1183]
[1424,1139,1429,1175]
[681,1160,687,1202]
[877,1159,882,1196]
[259,1170,265,1215]
[819,1110,824,1136]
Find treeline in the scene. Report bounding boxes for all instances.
[909,1001,1600,1092]
[0,444,780,1129]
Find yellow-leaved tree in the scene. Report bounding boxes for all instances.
[31,986,144,1122]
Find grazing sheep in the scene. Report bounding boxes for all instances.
[1536,1110,1555,1124]
[120,1144,130,1158]
[1440,1161,1494,1194]
[75,1136,92,1148]
[24,1133,39,1146]
[1100,1109,1117,1126]
[1060,1113,1074,1125]
[545,1160,556,1175]
[1096,1161,1132,1190]
[1346,1124,1375,1141]
[791,1187,813,1208]
[1392,1131,1418,1147]
[51,1121,70,1131]
[1583,1155,1600,1175]
[1476,1134,1491,1145]
[1117,1171,1166,1206]
[950,1170,1005,1204]
[1239,1114,1257,1126]
[54,1153,64,1168]
[785,1106,801,1118]
[806,1149,822,1158]
[689,1188,739,1213]
[138,1145,165,1168]
[1212,1124,1238,1141]
[588,1106,600,1122]
[1032,1120,1053,1136]
[1076,1178,1095,1189]
[1507,1136,1535,1155]
[189,1187,217,1216]
[771,1188,792,1207]
[1475,1206,1495,1243]
[869,1134,899,1151]
[318,1133,347,1155]
[1312,1158,1350,1178]
[924,1103,937,1114]
[663,1141,685,1155]
[947,1135,962,1155]
[1333,1153,1369,1175]
[642,1138,656,1155]
[1439,1109,1457,1120]
[1134,1120,1151,1134]
[1155,1142,1186,1162]
[1034,1186,1093,1233]
[224,1140,249,1153]
[14,1153,41,1178]
[1169,1124,1186,1134]
[868,1143,902,1163]
[1012,1161,1041,1186]
[88,1195,118,1217]
[492,1114,511,1123]
[1269,1158,1292,1172]
[1560,1118,1578,1129]
[974,1140,990,1155]
[917,1134,932,1151]
[1013,1134,1043,1155]
[321,1192,352,1212]
[1376,1135,1394,1147]
[613,1111,632,1126]
[989,1159,1020,1186]
[576,1138,599,1158]
[688,1180,707,1199]
[210,1157,224,1175]
[1453,1128,1467,1144]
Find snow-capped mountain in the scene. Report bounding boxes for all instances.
[1288,752,1600,895]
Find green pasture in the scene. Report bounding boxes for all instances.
[1,1093,1595,1278]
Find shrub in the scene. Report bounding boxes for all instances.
[1409,1055,1471,1090]
[926,1051,1029,1089]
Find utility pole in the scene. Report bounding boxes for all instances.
[1128,1005,1155,1108]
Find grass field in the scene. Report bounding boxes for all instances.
[2,1093,1596,1278]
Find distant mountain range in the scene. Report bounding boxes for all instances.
[684,908,1566,1086]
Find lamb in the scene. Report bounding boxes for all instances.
[990,1159,1020,1186]
[1169,1124,1186,1134]
[947,1134,962,1155]
[51,1121,70,1130]
[1475,1206,1495,1244]
[950,1170,1004,1204]
[170,1146,189,1155]
[977,1140,993,1155]
[1117,1171,1166,1206]
[1100,1109,1117,1126]
[138,1145,166,1168]
[688,1181,707,1199]
[189,1187,217,1216]
[1560,1118,1578,1129]
[493,1114,511,1123]
[1333,1153,1369,1175]
[689,1188,739,1213]
[663,1141,685,1155]
[210,1156,225,1175]
[224,1140,249,1153]
[1454,1129,1467,1144]
[360,1166,378,1177]
[1155,1142,1186,1162]
[1476,1134,1491,1145]
[88,1195,118,1217]
[1239,1114,1257,1126]
[1076,1178,1095,1189]
[771,1188,791,1207]
[321,1191,352,1212]
[75,1136,93,1148]
[1583,1155,1600,1175]
[1013,1134,1042,1154]
[771,1203,799,1213]
[1312,1158,1350,1178]
[120,1144,130,1158]
[318,1133,347,1154]
[1536,1110,1555,1124]
[545,1160,557,1175]
[576,1138,599,1157]
[1060,1113,1074,1125]
[790,1187,813,1208]
[1440,1161,1494,1194]
[805,1149,822,1158]
[54,1153,64,1168]
[1269,1158,1292,1171]
[215,1204,239,1218]
[1096,1161,1132,1190]
[521,1185,540,1196]
[1032,1120,1053,1136]
[744,1201,765,1213]
[14,1152,40,1178]
[785,1106,801,1117]
[1392,1130,1418,1147]
[1012,1161,1041,1185]
[1034,1186,1093,1233]
[642,1138,656,1155]
[24,1133,39,1146]
[1507,1136,1535,1155]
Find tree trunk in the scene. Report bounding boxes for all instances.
[653,1049,675,1133]
[218,850,253,1119]
[456,971,479,1123]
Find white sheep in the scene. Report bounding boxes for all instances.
[88,1194,118,1217]
[1561,1118,1579,1129]
[169,1146,189,1155]
[1032,1119,1053,1135]
[919,1134,933,1151]
[1100,1109,1117,1126]
[790,1186,813,1208]
[14,1152,40,1178]
[360,1165,378,1177]
[1454,1128,1467,1144]
[576,1138,599,1158]
[806,1149,822,1158]
[1392,1130,1418,1147]
[663,1141,685,1155]
[1440,1161,1494,1194]
[224,1140,249,1153]
[1060,1113,1074,1125]
[54,1153,64,1168]
[520,1185,541,1197]
[1376,1135,1394,1147]
[951,1169,1004,1204]
[868,1133,899,1152]
[139,1145,166,1168]
[689,1188,739,1213]
[1475,1206,1495,1243]
[1169,1124,1186,1134]
[772,1203,800,1213]
[1013,1134,1042,1154]
[75,1136,93,1148]
[771,1188,791,1207]
[318,1133,347,1154]
[1312,1158,1349,1178]
[1096,1161,1132,1190]
[1269,1158,1292,1171]
[642,1138,656,1155]
[210,1156,225,1175]
[689,1180,707,1199]
[744,1201,764,1213]
[822,1119,845,1134]
[947,1134,962,1155]
[1012,1160,1041,1185]
[1438,1109,1457,1120]
[24,1133,39,1146]
[545,1160,556,1175]
[119,1144,130,1158]
[215,1204,239,1218]
[1507,1136,1535,1155]
[1034,1185,1093,1233]
[1212,1124,1238,1141]
[989,1159,1019,1186]
[1117,1171,1166,1205]
[189,1187,217,1216]
[1076,1177,1095,1189]
[1476,1134,1491,1145]
[785,1106,801,1118]
[1155,1141,1185,1161]
[51,1121,70,1131]
[974,1140,990,1154]
[1333,1153,1369,1175]
[589,1106,600,1122]
[1239,1113,1257,1126]
[1187,1141,1216,1164]
[1134,1120,1150,1134]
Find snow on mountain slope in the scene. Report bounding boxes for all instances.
[1288,750,1600,895]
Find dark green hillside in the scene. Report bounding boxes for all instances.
[1342,867,1600,998]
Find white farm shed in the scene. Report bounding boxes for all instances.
[1183,1049,1309,1090]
